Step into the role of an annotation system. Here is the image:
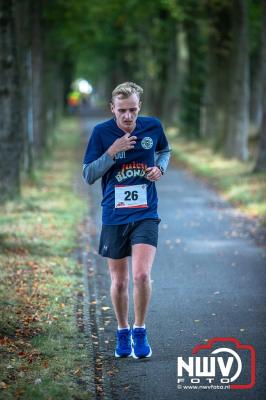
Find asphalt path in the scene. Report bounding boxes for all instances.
[80,116,266,400]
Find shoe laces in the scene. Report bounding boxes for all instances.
[117,331,131,348]
[133,330,147,345]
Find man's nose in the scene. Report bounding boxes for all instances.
[125,111,131,120]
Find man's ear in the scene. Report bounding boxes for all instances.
[110,102,114,113]
[138,101,142,111]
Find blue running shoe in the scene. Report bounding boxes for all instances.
[115,328,132,358]
[132,327,152,359]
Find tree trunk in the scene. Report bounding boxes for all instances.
[250,51,263,137]
[200,41,218,140]
[254,0,266,172]
[200,1,232,150]
[14,0,33,176]
[224,0,249,161]
[43,59,64,135]
[181,3,205,137]
[175,28,188,127]
[31,0,44,161]
[162,21,180,125]
[0,0,22,201]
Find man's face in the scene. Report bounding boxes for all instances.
[110,93,141,133]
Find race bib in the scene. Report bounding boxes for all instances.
[115,184,148,208]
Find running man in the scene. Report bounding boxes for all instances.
[82,82,171,358]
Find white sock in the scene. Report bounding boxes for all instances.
[118,325,130,331]
[133,324,145,329]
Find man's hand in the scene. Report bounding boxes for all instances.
[145,166,162,181]
[107,133,137,158]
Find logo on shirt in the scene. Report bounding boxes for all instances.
[115,151,126,160]
[141,137,153,150]
[115,162,148,183]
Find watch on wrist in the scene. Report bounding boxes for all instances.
[157,165,164,175]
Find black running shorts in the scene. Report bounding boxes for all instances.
[98,218,161,259]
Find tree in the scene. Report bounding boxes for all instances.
[181,0,206,137]
[0,0,70,202]
[200,0,232,147]
[224,0,250,161]
[254,0,266,172]
[0,0,23,201]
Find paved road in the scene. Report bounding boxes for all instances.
[80,117,266,400]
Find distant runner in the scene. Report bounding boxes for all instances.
[82,82,171,358]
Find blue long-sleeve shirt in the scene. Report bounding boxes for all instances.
[82,116,171,225]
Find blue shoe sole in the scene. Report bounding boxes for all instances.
[132,347,152,359]
[131,336,152,359]
[115,349,133,358]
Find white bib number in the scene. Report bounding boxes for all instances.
[115,184,148,208]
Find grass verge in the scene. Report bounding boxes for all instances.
[167,129,266,225]
[0,118,92,399]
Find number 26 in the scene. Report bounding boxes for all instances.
[124,190,138,201]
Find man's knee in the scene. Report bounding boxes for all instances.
[111,278,129,292]
[133,271,150,286]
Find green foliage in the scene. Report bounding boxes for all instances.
[43,0,185,87]
[42,0,264,134]
[248,0,263,55]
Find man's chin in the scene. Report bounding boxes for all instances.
[122,123,133,129]
[118,121,135,132]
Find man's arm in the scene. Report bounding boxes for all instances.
[155,145,171,173]
[82,152,116,185]
[145,145,171,181]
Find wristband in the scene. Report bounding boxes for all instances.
[157,166,164,175]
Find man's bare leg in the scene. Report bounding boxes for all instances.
[107,257,129,329]
[132,244,156,326]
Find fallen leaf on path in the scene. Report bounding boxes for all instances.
[74,368,81,375]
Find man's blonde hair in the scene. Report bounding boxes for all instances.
[111,82,143,103]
